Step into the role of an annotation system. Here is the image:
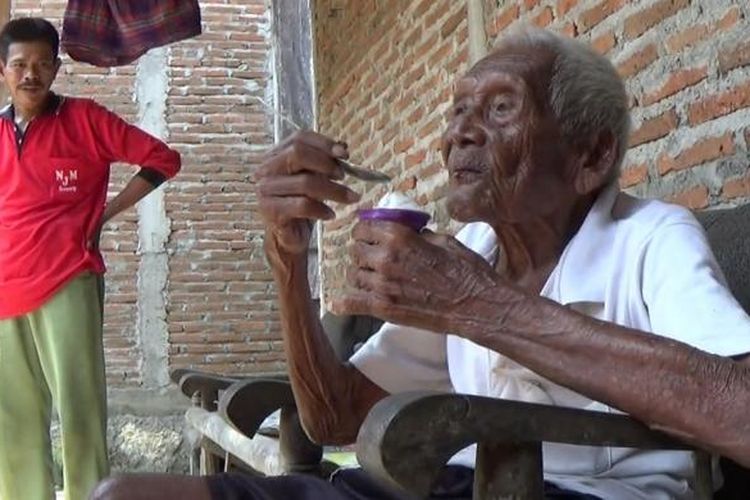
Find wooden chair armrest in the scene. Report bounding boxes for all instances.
[356,391,695,497]
[170,368,199,385]
[218,378,323,472]
[171,369,239,408]
[218,379,296,437]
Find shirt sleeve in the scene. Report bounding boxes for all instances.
[642,220,750,357]
[86,100,181,181]
[349,322,453,394]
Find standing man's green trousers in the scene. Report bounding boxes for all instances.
[0,272,109,500]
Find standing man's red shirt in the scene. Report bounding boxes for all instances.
[0,94,181,318]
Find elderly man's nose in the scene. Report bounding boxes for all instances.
[454,118,486,147]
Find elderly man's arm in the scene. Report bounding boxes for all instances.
[340,219,750,466]
[458,293,750,465]
[268,247,387,444]
[257,131,388,445]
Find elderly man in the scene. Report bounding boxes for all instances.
[91,28,750,500]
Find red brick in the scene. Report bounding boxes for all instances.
[578,0,624,33]
[431,42,453,66]
[413,0,433,18]
[629,110,678,147]
[524,0,541,9]
[533,6,554,27]
[407,106,425,125]
[395,176,417,191]
[669,185,709,209]
[617,44,658,78]
[619,163,648,188]
[440,8,465,39]
[419,116,442,139]
[623,0,690,40]
[491,4,520,36]
[394,138,415,154]
[664,9,740,55]
[558,22,578,38]
[719,40,750,74]
[665,24,712,54]
[722,175,750,200]
[405,150,427,168]
[592,31,616,54]
[642,66,708,106]
[420,162,444,179]
[657,133,736,175]
[444,48,468,74]
[425,4,447,27]
[687,81,750,125]
[716,6,742,30]
[556,0,578,16]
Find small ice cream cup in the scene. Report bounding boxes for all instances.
[357,208,431,231]
[358,192,431,231]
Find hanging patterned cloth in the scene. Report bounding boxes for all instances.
[61,0,202,67]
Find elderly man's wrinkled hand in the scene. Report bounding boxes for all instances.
[255,131,361,261]
[334,220,503,332]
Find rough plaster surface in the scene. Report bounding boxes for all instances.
[52,414,190,488]
[135,47,172,390]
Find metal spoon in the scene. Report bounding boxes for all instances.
[251,96,391,184]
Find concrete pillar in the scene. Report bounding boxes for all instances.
[134,47,171,389]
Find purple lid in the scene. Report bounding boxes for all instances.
[357,208,431,231]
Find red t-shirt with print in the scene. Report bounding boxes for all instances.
[0,94,181,319]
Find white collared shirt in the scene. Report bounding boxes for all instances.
[350,185,750,499]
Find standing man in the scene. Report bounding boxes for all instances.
[0,17,181,500]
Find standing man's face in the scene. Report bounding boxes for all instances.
[0,41,60,114]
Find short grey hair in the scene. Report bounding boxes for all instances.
[481,28,631,181]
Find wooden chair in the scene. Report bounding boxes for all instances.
[171,314,381,477]
[171,205,750,498]
[354,204,750,500]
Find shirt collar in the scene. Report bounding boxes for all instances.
[0,92,64,122]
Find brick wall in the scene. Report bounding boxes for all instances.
[484,0,750,209]
[9,0,281,389]
[314,0,469,300]
[314,0,750,300]
[165,2,284,378]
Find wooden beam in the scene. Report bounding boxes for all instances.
[0,0,8,27]
[271,0,314,138]
[467,0,489,64]
[270,0,320,298]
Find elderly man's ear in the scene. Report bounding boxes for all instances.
[571,129,619,195]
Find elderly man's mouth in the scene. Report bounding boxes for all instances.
[450,167,484,182]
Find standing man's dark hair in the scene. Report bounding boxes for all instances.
[0,17,59,62]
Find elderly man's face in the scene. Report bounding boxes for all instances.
[441,47,578,225]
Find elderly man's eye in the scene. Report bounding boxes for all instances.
[491,95,513,114]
